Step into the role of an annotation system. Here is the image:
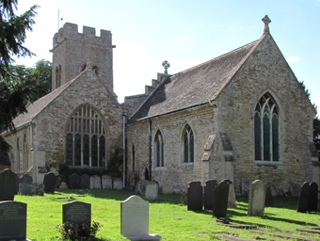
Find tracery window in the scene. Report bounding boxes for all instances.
[65,104,106,167]
[254,93,279,162]
[154,130,164,167]
[183,124,194,163]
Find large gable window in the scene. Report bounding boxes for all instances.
[254,93,279,162]
[154,130,164,167]
[66,104,106,167]
[183,124,194,163]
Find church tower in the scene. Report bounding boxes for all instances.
[51,23,115,92]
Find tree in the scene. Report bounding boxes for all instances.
[0,0,38,152]
[314,116,320,161]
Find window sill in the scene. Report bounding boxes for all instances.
[255,160,282,169]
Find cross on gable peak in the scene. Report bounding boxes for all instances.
[262,15,271,35]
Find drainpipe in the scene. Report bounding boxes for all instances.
[122,111,127,189]
[148,119,152,181]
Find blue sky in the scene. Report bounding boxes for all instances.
[16,0,320,113]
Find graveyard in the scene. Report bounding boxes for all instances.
[3,188,320,241]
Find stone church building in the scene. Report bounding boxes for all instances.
[2,16,318,195]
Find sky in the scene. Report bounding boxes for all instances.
[15,0,320,113]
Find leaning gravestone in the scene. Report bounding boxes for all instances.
[187,181,203,211]
[63,201,91,237]
[0,169,18,201]
[19,174,33,196]
[44,172,57,193]
[308,182,318,212]
[145,182,158,200]
[248,180,266,217]
[0,201,28,241]
[121,195,161,240]
[203,180,217,210]
[297,181,310,213]
[213,179,232,218]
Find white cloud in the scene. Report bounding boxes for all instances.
[286,55,300,63]
[177,35,191,43]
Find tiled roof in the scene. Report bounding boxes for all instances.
[12,78,75,128]
[129,39,260,122]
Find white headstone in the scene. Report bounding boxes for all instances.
[90,175,101,189]
[121,195,161,240]
[248,180,266,217]
[145,183,158,200]
[101,175,112,189]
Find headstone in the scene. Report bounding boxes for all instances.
[213,179,232,218]
[102,175,112,189]
[0,201,27,241]
[227,183,237,208]
[63,201,91,237]
[113,178,123,189]
[121,195,161,241]
[203,180,217,210]
[90,175,101,189]
[297,182,310,213]
[248,180,266,217]
[31,183,44,196]
[0,169,18,201]
[19,174,33,196]
[80,174,90,189]
[187,181,203,211]
[145,182,158,200]
[43,172,57,193]
[308,182,318,212]
[241,179,251,196]
[265,184,274,207]
[68,173,81,189]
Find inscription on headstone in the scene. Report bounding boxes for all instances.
[145,182,158,200]
[0,201,27,241]
[63,201,91,227]
[187,181,203,211]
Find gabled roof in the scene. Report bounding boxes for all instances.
[12,73,79,129]
[129,38,262,122]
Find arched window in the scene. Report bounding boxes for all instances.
[154,130,164,167]
[183,124,194,163]
[65,104,107,167]
[254,93,279,161]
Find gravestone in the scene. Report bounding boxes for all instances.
[297,182,310,213]
[121,195,161,240]
[187,181,203,211]
[90,175,101,189]
[31,183,44,196]
[19,174,33,196]
[63,201,91,237]
[213,179,232,218]
[265,184,274,207]
[43,172,57,193]
[203,180,217,210]
[248,180,266,217]
[102,175,112,189]
[0,201,27,241]
[80,174,90,189]
[308,182,318,212]
[69,173,81,189]
[0,169,18,201]
[227,183,237,208]
[145,182,158,200]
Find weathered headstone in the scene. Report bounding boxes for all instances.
[43,172,57,193]
[227,183,237,208]
[113,178,123,189]
[187,181,203,211]
[0,169,18,201]
[121,195,161,240]
[90,175,101,189]
[19,174,33,196]
[68,173,81,189]
[308,182,318,212]
[102,175,112,189]
[145,182,158,200]
[63,201,91,237]
[265,184,274,207]
[213,179,232,218]
[297,181,310,213]
[248,180,266,217]
[31,183,44,196]
[203,180,217,210]
[0,201,27,241]
[80,174,90,189]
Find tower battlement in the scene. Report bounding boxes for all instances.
[53,23,112,48]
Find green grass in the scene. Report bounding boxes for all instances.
[14,189,320,240]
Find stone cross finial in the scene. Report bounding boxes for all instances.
[262,15,271,35]
[162,60,170,75]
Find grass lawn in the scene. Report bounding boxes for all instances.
[14,189,320,240]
